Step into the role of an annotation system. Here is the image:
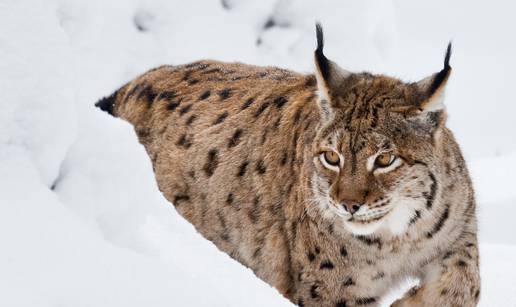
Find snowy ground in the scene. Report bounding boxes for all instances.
[1,0,515,306]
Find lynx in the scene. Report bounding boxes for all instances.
[96,24,480,307]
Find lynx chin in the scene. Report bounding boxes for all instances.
[97,23,480,307]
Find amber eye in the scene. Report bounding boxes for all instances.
[375,153,395,168]
[322,151,340,166]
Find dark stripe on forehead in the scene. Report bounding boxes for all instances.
[348,133,368,174]
[350,152,358,175]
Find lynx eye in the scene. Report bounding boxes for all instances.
[319,150,341,171]
[323,151,340,165]
[375,153,396,168]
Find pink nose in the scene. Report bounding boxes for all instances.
[342,201,362,214]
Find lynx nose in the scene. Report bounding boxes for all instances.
[341,201,362,214]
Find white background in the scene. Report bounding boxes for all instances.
[1,0,515,306]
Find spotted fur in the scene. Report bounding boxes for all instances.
[97,25,480,307]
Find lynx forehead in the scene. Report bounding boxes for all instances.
[97,24,480,307]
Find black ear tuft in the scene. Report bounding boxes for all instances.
[315,22,330,80]
[316,23,324,53]
[444,41,452,69]
[428,42,452,95]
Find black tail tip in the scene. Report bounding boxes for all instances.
[95,92,117,116]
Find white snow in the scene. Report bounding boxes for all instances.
[1,0,515,306]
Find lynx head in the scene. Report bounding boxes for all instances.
[310,24,451,236]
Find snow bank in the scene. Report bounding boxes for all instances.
[0,148,290,307]
[469,152,516,245]
[0,0,76,186]
[479,243,516,307]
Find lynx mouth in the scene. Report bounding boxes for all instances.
[331,204,392,224]
[340,208,392,235]
[349,209,391,224]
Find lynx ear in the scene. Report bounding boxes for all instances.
[416,42,452,113]
[314,23,350,119]
[408,43,452,139]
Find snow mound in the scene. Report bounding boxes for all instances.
[0,0,75,186]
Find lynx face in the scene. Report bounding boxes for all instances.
[309,25,450,236]
[310,105,439,236]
